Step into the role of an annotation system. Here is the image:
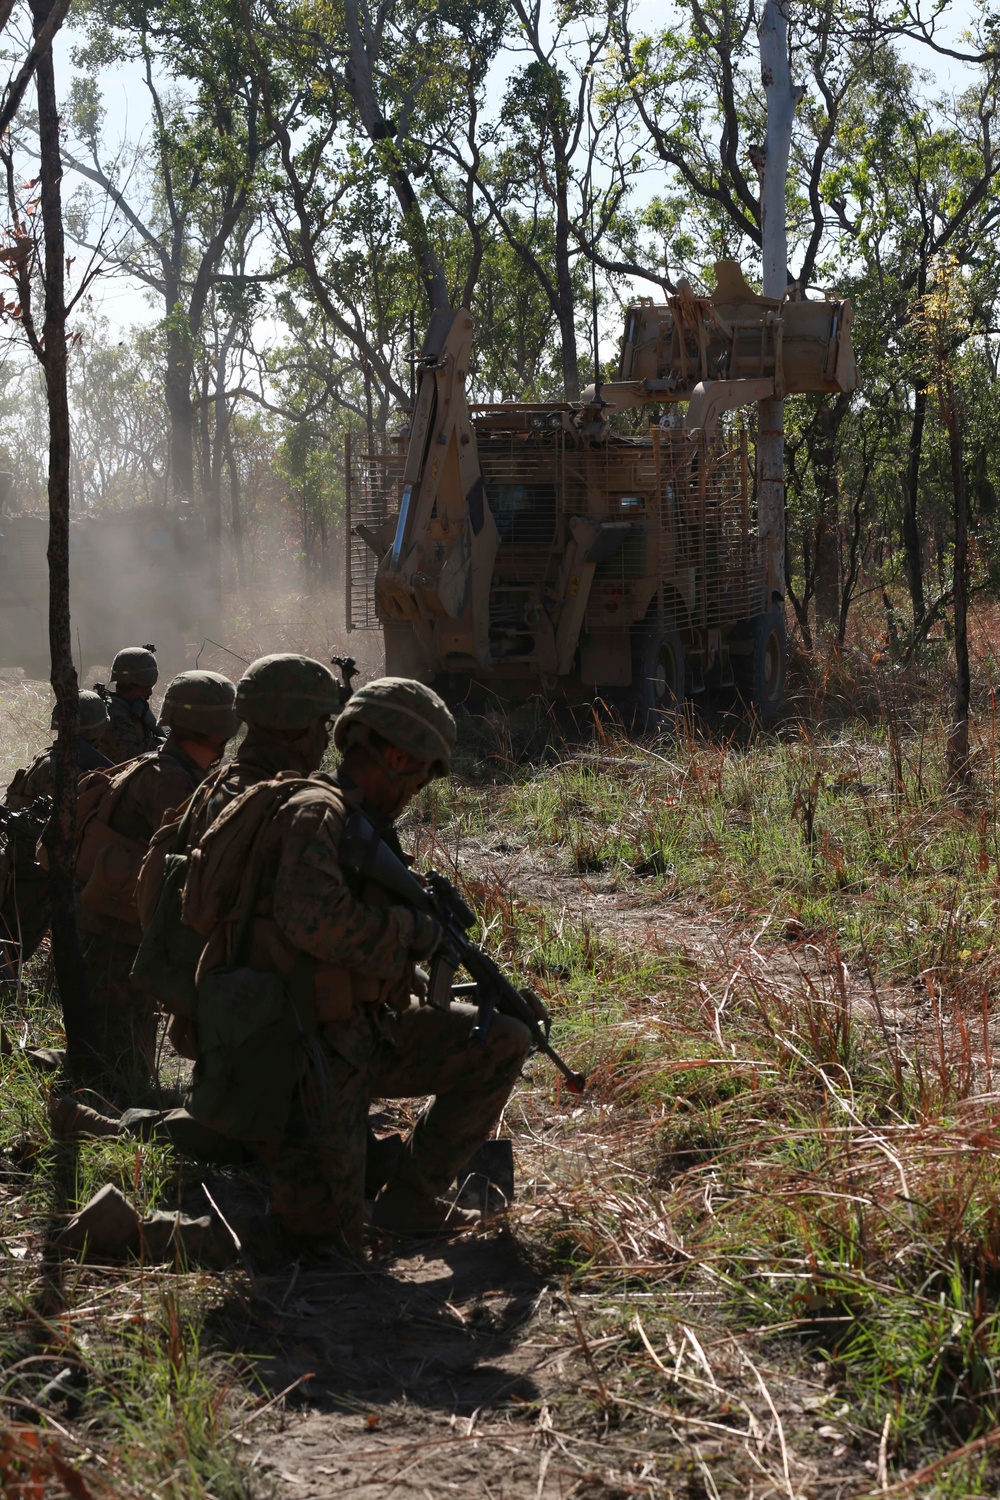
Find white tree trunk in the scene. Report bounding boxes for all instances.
[756,0,802,602]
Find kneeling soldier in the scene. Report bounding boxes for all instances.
[183,678,530,1258]
[76,670,238,1090]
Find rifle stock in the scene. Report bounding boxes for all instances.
[340,812,586,1093]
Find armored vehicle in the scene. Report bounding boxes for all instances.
[346,261,857,726]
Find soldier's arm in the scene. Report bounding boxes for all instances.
[272,800,431,980]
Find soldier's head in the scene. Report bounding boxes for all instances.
[50,689,110,744]
[333,677,455,818]
[110,645,158,702]
[158,671,238,768]
[235,654,342,772]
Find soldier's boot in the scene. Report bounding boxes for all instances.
[49,1096,122,1142]
[371,1181,481,1237]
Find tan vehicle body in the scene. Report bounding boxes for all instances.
[347,261,857,723]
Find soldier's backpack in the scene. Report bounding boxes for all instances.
[130,763,236,1018]
[72,757,151,924]
[180,775,317,1143]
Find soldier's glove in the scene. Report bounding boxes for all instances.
[409,912,443,960]
[519,987,551,1039]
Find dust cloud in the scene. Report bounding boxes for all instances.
[0,581,384,792]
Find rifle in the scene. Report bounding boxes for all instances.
[0,796,51,875]
[340,811,586,1094]
[330,655,359,707]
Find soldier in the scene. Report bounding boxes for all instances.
[183,677,530,1259]
[4,690,113,811]
[97,646,164,765]
[76,669,237,1090]
[193,652,346,838]
[1,690,113,978]
[51,655,344,1150]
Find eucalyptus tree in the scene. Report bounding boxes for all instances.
[60,0,280,600]
[0,0,97,1066]
[245,0,506,356]
[824,51,1000,638]
[609,0,1000,648]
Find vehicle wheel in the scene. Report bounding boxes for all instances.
[634,618,686,734]
[732,606,786,728]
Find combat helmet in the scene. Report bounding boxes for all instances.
[235,654,341,732]
[333,677,455,778]
[50,689,110,740]
[159,671,239,739]
[110,645,158,689]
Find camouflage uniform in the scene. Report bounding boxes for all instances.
[191,677,529,1255]
[186,730,322,843]
[79,670,238,1089]
[77,742,206,1080]
[98,646,164,766]
[4,737,112,810]
[5,689,113,810]
[102,694,162,765]
[1,692,112,978]
[116,659,345,1157]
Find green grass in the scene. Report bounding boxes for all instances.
[398,712,1000,1490]
[413,713,1000,983]
[0,960,261,1499]
[8,703,1000,1493]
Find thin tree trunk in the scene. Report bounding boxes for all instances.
[756,0,802,605]
[224,420,245,588]
[555,177,580,401]
[812,398,847,632]
[837,449,875,648]
[784,520,815,650]
[946,382,970,784]
[902,385,927,629]
[342,0,449,314]
[165,320,196,501]
[31,0,93,1071]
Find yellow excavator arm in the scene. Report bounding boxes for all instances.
[584,259,857,428]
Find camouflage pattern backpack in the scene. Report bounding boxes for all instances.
[72,757,151,924]
[180,774,318,1143]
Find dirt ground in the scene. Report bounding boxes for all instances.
[243,854,891,1500]
[0,667,957,1496]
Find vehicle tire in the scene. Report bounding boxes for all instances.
[732,606,786,728]
[634,617,686,734]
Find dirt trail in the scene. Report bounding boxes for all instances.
[249,857,886,1499]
